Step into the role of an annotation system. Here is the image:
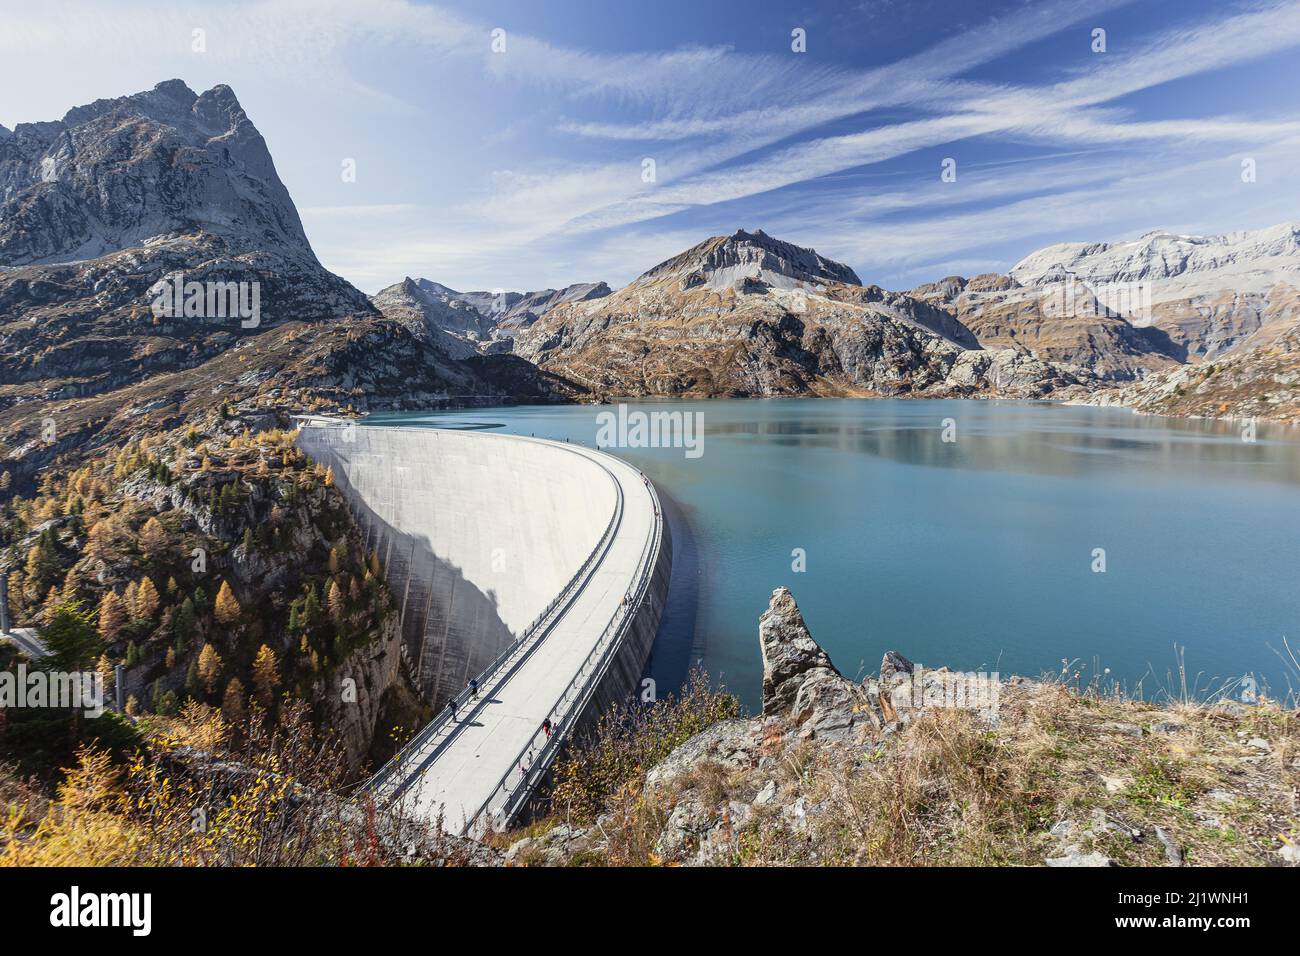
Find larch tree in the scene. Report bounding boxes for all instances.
[221,677,247,724]
[197,643,223,695]
[98,591,127,640]
[96,653,115,701]
[251,644,281,706]
[326,579,345,623]
[134,576,161,621]
[213,580,241,626]
[138,516,168,559]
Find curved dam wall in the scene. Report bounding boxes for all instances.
[297,425,619,706]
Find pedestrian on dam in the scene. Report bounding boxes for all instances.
[447,700,458,723]
[469,678,478,700]
[542,718,552,739]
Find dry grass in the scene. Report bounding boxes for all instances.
[508,679,1299,867]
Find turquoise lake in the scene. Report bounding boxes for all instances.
[366,400,1300,711]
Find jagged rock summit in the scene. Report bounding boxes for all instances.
[0,79,311,264]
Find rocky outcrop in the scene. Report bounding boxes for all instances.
[314,610,425,770]
[759,586,839,712]
[759,587,864,741]
[1086,312,1300,425]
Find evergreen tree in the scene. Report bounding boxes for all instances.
[24,532,58,585]
[39,599,102,672]
[302,585,321,629]
[173,597,197,647]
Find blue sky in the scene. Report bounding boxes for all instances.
[3,0,1299,292]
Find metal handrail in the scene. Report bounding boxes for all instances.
[463,471,663,837]
[348,428,627,803]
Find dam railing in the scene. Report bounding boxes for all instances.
[464,474,664,837]
[353,429,627,805]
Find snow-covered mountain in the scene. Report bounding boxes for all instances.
[907,223,1300,379]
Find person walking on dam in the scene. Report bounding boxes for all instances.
[447,699,458,723]
[469,678,478,700]
[541,718,552,739]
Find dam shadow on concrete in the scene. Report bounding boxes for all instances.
[330,466,517,710]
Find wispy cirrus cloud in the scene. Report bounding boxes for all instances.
[5,0,1300,292]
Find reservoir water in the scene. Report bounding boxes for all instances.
[366,400,1300,711]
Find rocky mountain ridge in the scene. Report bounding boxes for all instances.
[911,223,1300,378]
[512,229,1083,399]
[370,276,612,352]
[638,228,861,291]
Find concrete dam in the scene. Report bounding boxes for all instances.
[297,423,670,834]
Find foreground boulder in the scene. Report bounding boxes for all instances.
[760,587,868,741]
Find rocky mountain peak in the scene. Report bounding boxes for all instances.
[639,228,861,291]
[0,79,309,265]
